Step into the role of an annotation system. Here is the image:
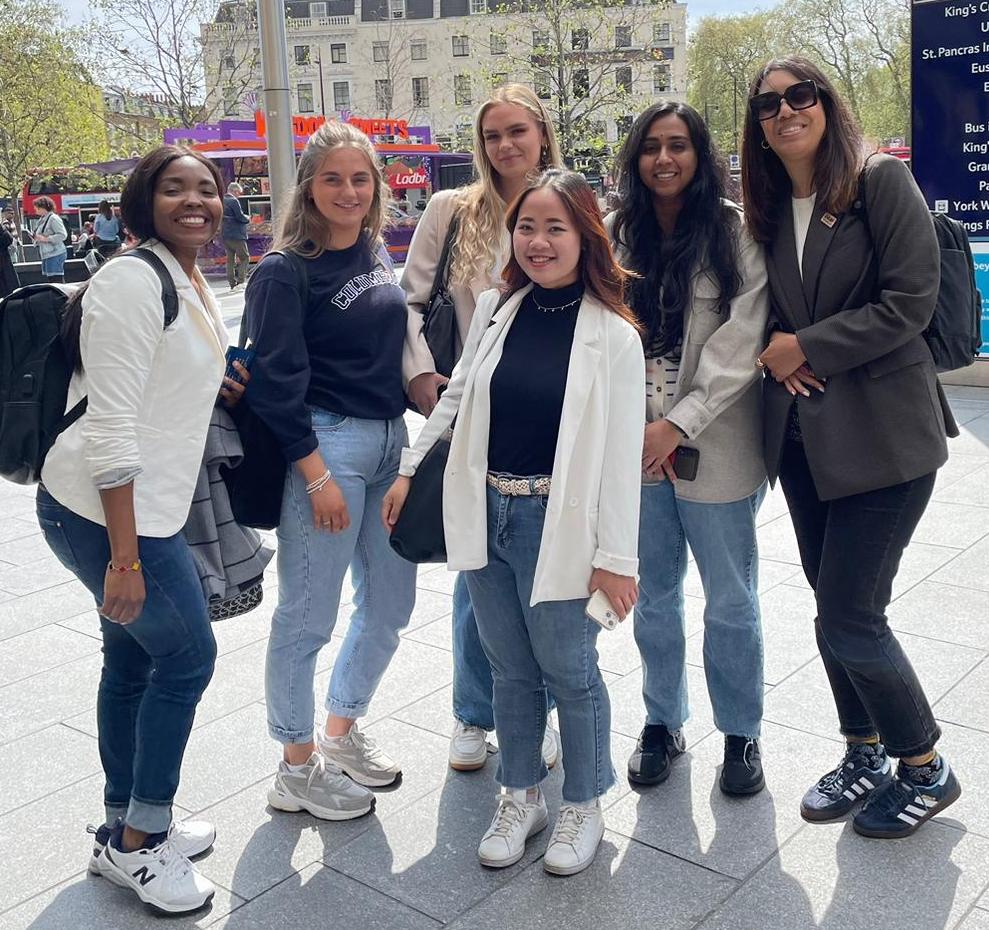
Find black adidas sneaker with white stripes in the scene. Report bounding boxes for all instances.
[853,756,961,839]
[800,742,893,822]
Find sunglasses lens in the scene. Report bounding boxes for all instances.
[786,82,818,111]
[751,93,780,121]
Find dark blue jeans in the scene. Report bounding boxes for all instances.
[36,488,216,833]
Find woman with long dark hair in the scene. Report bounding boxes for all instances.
[384,169,644,876]
[609,101,770,795]
[742,55,961,837]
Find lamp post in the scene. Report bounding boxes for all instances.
[315,48,326,115]
[257,0,296,225]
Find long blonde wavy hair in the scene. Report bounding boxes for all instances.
[449,84,563,286]
[273,120,391,258]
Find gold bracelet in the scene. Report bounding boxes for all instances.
[107,560,142,574]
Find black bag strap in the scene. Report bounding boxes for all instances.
[240,249,309,348]
[426,214,460,307]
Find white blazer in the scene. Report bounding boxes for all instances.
[43,240,228,537]
[401,285,646,606]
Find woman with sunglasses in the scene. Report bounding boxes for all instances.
[742,56,961,838]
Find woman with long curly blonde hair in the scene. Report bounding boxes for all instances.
[400,83,562,774]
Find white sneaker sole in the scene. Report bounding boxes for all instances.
[478,809,549,869]
[267,786,375,821]
[450,746,489,772]
[543,831,604,876]
[97,854,214,914]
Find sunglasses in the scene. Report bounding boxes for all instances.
[749,80,819,122]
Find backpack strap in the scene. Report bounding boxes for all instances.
[240,249,309,347]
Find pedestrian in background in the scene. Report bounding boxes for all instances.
[93,199,121,257]
[0,221,18,297]
[31,196,67,281]
[742,55,961,838]
[401,83,564,774]
[222,181,251,289]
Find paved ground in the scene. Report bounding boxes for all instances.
[1,283,987,928]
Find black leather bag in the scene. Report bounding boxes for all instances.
[389,435,450,563]
[421,216,460,379]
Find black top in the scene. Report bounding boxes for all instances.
[244,238,407,461]
[487,282,583,476]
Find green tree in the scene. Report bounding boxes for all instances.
[0,0,108,214]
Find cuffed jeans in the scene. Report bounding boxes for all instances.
[36,488,216,833]
[265,409,416,744]
[465,486,614,803]
[779,439,940,757]
[635,479,766,739]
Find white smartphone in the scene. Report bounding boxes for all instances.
[585,589,620,631]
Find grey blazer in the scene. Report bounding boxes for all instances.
[763,154,958,501]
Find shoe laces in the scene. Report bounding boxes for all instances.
[149,836,193,881]
[488,797,528,838]
[817,744,876,791]
[862,777,913,816]
[305,753,347,790]
[724,737,757,766]
[349,726,388,765]
[455,721,486,739]
[551,806,588,846]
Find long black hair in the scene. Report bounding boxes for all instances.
[612,101,740,358]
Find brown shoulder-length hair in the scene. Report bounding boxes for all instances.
[501,169,640,331]
[741,56,863,243]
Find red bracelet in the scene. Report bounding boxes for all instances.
[107,560,142,574]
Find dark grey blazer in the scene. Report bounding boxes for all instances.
[763,154,958,501]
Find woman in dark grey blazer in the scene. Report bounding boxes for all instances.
[741,55,961,840]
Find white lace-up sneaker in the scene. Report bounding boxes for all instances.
[543,802,605,876]
[97,833,215,914]
[88,818,216,875]
[542,726,559,769]
[449,721,492,771]
[319,722,402,787]
[268,752,375,820]
[477,788,549,868]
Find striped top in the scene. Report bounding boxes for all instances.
[645,353,681,423]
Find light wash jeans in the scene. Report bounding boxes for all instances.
[465,485,614,804]
[635,479,766,739]
[452,574,496,731]
[265,408,416,743]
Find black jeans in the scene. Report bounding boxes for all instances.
[779,439,940,758]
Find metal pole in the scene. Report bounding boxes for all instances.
[732,75,739,155]
[317,50,326,115]
[257,0,296,226]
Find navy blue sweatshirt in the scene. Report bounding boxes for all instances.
[243,238,407,462]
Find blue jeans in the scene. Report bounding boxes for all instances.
[36,488,216,833]
[465,486,614,803]
[41,251,66,277]
[635,480,766,739]
[452,573,496,731]
[265,409,416,743]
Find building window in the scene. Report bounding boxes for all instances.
[389,0,405,18]
[375,78,392,110]
[572,28,588,51]
[532,29,549,50]
[490,32,506,55]
[410,40,427,60]
[617,115,634,138]
[616,65,632,93]
[222,55,235,71]
[454,73,472,106]
[373,41,389,62]
[452,35,469,57]
[653,63,670,93]
[333,81,350,110]
[653,22,670,43]
[294,45,311,65]
[223,87,239,115]
[310,1,327,15]
[535,71,551,99]
[469,0,486,11]
[615,25,631,48]
[412,76,429,108]
[331,43,347,64]
[297,83,314,112]
[573,68,589,98]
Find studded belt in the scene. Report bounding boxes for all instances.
[485,473,552,496]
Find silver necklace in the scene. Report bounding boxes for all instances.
[532,294,581,313]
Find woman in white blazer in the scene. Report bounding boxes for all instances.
[401,84,564,773]
[384,170,645,877]
[39,147,237,915]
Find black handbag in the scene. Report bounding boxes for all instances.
[421,216,460,379]
[389,434,450,563]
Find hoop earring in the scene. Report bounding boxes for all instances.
[761,139,771,150]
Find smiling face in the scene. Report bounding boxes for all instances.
[310,146,375,244]
[511,187,581,290]
[759,69,827,168]
[637,113,698,210]
[481,102,545,186]
[151,156,222,256]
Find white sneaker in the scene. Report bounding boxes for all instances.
[543,802,605,876]
[88,818,216,875]
[319,723,402,787]
[268,752,375,821]
[97,834,215,914]
[449,721,492,771]
[543,725,559,769]
[478,788,549,868]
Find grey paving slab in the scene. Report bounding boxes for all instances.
[888,580,989,651]
[605,722,841,881]
[209,862,442,930]
[946,417,989,457]
[444,832,737,930]
[0,517,41,544]
[936,658,989,734]
[755,484,792,527]
[958,909,989,930]
[0,529,70,566]
[751,515,803,566]
[63,704,98,738]
[0,621,101,685]
[192,639,270,731]
[911,500,989,549]
[56,609,103,640]
[416,566,459,597]
[0,723,100,818]
[936,464,989,507]
[0,554,77,596]
[0,578,95,641]
[935,451,989,493]
[391,682,458,738]
[931,535,989,594]
[694,820,989,930]
[403,613,453,652]
[930,721,989,839]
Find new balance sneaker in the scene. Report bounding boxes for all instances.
[97,828,215,914]
[720,736,765,796]
[268,752,375,820]
[319,722,402,787]
[477,788,549,868]
[543,802,605,876]
[88,818,216,875]
[449,721,492,772]
[627,723,685,785]
[800,741,893,822]
[542,725,560,770]
[853,756,961,839]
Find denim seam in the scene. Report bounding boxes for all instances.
[285,476,315,741]
[140,559,209,671]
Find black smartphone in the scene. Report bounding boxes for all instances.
[673,446,700,481]
[224,346,255,385]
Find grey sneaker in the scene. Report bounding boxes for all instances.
[267,752,375,821]
[319,723,402,787]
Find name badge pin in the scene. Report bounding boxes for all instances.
[821,212,837,228]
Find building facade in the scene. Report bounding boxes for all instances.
[102,89,189,158]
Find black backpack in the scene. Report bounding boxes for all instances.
[858,169,983,373]
[0,249,178,485]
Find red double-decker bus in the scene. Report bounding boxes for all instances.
[20,168,126,228]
